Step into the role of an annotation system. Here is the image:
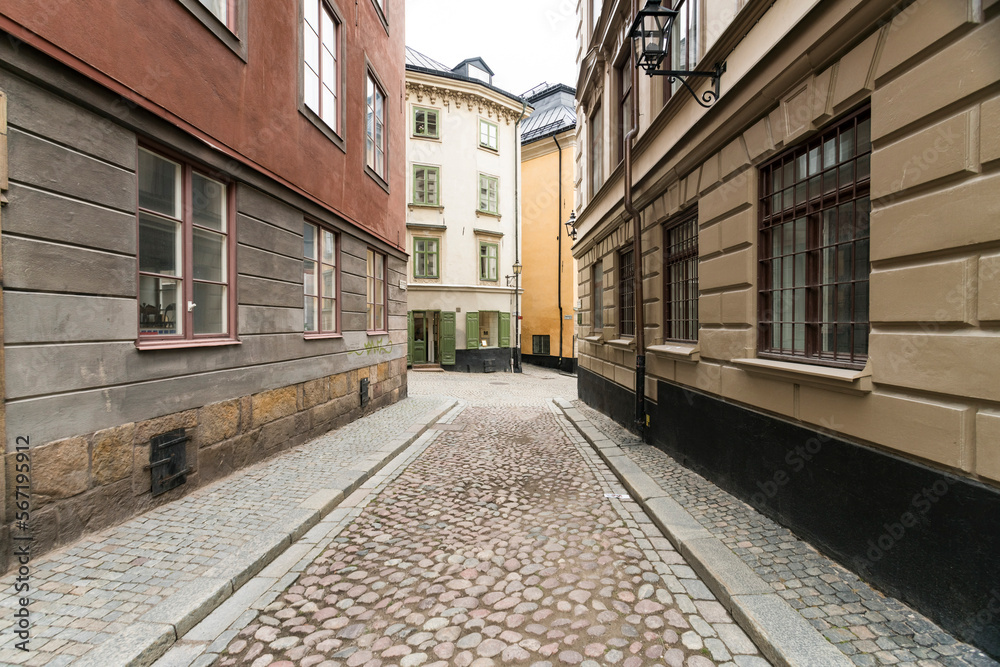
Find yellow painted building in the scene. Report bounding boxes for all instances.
[519,84,578,372]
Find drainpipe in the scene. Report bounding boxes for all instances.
[624,0,645,435]
[514,99,527,373]
[554,134,564,371]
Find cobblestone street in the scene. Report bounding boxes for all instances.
[202,368,769,667]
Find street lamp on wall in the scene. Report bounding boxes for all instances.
[565,211,578,241]
[628,0,726,109]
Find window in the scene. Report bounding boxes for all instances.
[413,238,439,279]
[412,165,440,206]
[664,210,699,342]
[619,249,635,337]
[479,119,498,151]
[590,103,603,200]
[592,0,601,32]
[616,62,632,164]
[138,147,233,343]
[533,335,551,355]
[479,242,499,281]
[670,0,700,99]
[303,0,340,132]
[479,174,499,214]
[480,312,499,347]
[413,107,439,138]
[366,249,387,331]
[366,73,387,180]
[758,106,872,368]
[593,260,604,331]
[304,222,338,335]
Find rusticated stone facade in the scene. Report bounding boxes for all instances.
[2,359,406,570]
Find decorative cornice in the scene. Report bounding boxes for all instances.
[405,82,524,125]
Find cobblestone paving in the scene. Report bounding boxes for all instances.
[0,397,447,667]
[407,366,578,407]
[572,400,999,667]
[217,395,770,667]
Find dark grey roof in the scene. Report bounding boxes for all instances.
[405,46,528,108]
[452,57,495,76]
[405,47,450,72]
[520,83,577,144]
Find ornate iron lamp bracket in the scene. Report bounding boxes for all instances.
[647,62,727,109]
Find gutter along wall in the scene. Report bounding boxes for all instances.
[573,0,1000,656]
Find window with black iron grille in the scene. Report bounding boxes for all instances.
[664,210,699,342]
[532,335,550,355]
[619,249,635,337]
[758,106,872,368]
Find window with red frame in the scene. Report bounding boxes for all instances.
[367,249,387,331]
[366,73,387,180]
[304,221,339,335]
[303,0,340,131]
[138,147,233,342]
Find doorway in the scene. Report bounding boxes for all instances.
[413,311,441,365]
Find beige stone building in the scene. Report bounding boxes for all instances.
[572,0,1000,657]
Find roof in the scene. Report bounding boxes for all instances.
[452,57,495,76]
[405,47,450,72]
[520,83,577,144]
[405,46,527,108]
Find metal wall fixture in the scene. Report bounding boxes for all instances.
[147,429,191,497]
[565,211,578,241]
[629,0,726,108]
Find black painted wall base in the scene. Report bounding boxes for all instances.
[522,355,577,374]
[452,348,514,373]
[578,367,1000,659]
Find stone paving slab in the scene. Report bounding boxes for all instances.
[0,397,455,667]
[566,399,999,667]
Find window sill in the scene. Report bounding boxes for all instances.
[367,330,390,337]
[409,204,444,211]
[305,333,343,341]
[732,357,873,394]
[136,338,242,351]
[582,334,604,343]
[476,210,501,219]
[366,166,390,194]
[647,343,700,363]
[406,222,447,230]
[479,145,499,154]
[301,106,346,153]
[412,135,441,142]
[607,338,636,350]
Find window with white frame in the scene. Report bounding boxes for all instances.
[479,119,498,151]
[479,174,499,214]
[304,222,338,335]
[138,147,233,342]
[303,0,339,131]
[366,73,387,180]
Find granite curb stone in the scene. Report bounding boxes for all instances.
[555,398,853,667]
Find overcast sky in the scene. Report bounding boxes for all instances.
[405,0,579,97]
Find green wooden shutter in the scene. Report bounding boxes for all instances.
[499,312,510,348]
[407,312,414,365]
[466,311,479,349]
[441,312,456,365]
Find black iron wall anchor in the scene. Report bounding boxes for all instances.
[146,428,192,497]
[649,62,727,108]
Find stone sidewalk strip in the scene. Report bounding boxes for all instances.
[558,398,998,667]
[0,396,456,667]
[555,398,851,667]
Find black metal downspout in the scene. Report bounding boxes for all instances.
[554,135,564,370]
[624,0,645,436]
[514,100,527,372]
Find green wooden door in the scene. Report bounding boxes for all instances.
[466,312,479,350]
[499,312,511,348]
[413,312,427,364]
[407,312,414,366]
[441,312,456,365]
